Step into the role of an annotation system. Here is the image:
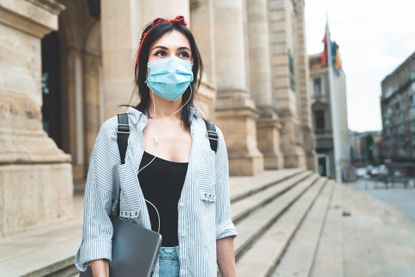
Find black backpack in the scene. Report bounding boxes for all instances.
[116,113,218,164]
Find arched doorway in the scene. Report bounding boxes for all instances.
[41,0,102,183]
[41,31,63,149]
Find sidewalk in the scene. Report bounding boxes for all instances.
[347,179,415,225]
[342,184,415,276]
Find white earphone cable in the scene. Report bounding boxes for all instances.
[137,85,193,174]
[137,85,193,234]
[145,199,161,233]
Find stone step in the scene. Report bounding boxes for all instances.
[234,173,320,260]
[271,178,333,277]
[236,177,326,276]
[310,181,344,277]
[232,171,313,224]
[230,168,304,203]
[0,217,82,277]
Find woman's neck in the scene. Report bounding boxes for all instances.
[147,93,183,120]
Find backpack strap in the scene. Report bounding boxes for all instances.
[117,113,218,159]
[117,113,130,164]
[113,113,130,218]
[203,118,219,153]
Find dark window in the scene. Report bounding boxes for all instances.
[288,51,295,92]
[314,110,325,130]
[87,0,101,19]
[313,77,322,96]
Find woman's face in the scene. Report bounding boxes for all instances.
[148,30,193,63]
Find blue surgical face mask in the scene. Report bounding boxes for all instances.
[145,56,194,101]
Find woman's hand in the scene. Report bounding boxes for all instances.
[89,259,110,277]
[217,236,237,277]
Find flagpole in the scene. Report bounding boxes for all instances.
[326,21,342,183]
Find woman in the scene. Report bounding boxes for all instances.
[74,16,237,277]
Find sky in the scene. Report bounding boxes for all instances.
[305,0,415,132]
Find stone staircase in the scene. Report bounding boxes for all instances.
[0,169,344,276]
[230,169,343,277]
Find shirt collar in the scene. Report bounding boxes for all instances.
[126,105,200,126]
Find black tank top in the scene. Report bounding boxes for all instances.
[138,150,188,246]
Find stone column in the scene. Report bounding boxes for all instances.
[64,48,85,180]
[100,0,141,117]
[83,21,102,164]
[189,0,216,119]
[247,0,284,169]
[268,0,306,168]
[0,0,72,237]
[213,0,264,176]
[294,0,317,171]
[139,0,190,27]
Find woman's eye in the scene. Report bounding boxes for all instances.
[178,51,191,59]
[154,50,166,57]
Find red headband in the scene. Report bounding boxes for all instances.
[135,15,188,65]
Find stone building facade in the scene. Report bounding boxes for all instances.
[381,51,415,177]
[350,131,383,167]
[309,54,350,180]
[0,0,315,236]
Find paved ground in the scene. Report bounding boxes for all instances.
[346,179,415,226]
[341,184,415,276]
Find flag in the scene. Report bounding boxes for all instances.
[321,33,328,66]
[333,42,342,72]
[321,29,342,76]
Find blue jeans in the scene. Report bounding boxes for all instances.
[158,245,180,277]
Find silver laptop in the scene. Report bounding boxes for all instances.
[79,217,162,277]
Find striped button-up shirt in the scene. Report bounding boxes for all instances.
[74,106,238,276]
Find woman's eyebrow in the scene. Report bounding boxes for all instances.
[177,46,191,52]
[151,45,168,51]
[151,45,191,51]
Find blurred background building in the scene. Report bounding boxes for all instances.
[309,53,351,180]
[350,131,383,167]
[0,0,317,236]
[381,51,415,178]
